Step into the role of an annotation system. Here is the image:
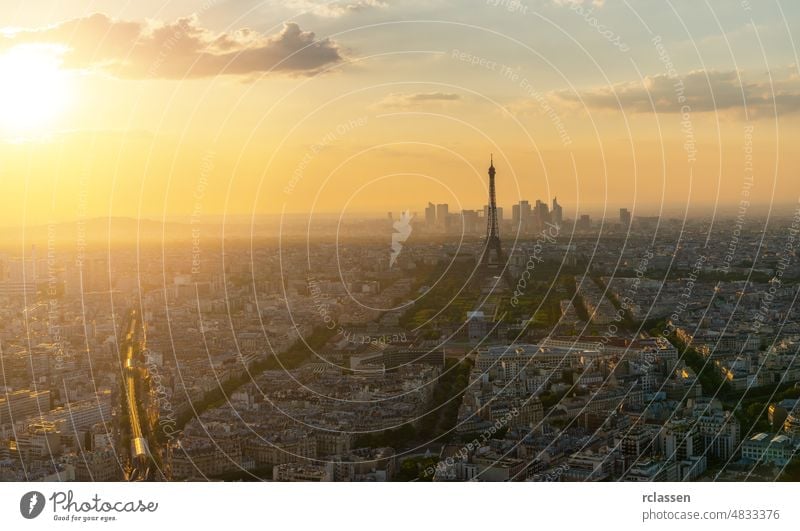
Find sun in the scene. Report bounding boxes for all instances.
[0,44,73,138]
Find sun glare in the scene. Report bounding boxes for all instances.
[0,44,72,139]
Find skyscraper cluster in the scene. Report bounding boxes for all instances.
[424,197,562,235]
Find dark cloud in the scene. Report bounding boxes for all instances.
[553,69,800,117]
[1,13,343,79]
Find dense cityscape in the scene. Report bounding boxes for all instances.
[4,2,800,530]
[2,158,799,482]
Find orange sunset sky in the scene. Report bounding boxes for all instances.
[1,0,799,227]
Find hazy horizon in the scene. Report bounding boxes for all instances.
[2,200,800,230]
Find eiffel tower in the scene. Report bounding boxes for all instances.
[483,155,503,265]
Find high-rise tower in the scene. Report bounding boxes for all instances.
[552,197,563,226]
[483,155,503,264]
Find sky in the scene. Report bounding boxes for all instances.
[1,0,799,227]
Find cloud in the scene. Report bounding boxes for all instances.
[405,92,461,102]
[286,0,387,18]
[550,68,800,117]
[373,91,462,109]
[0,13,343,79]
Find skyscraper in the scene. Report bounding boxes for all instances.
[512,203,521,232]
[511,201,530,234]
[520,201,531,233]
[620,208,631,227]
[461,210,480,234]
[436,204,449,230]
[535,200,550,228]
[425,202,436,228]
[552,197,563,226]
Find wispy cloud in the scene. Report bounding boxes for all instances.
[373,91,462,109]
[286,0,388,18]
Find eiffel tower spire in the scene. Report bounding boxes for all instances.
[483,154,503,264]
